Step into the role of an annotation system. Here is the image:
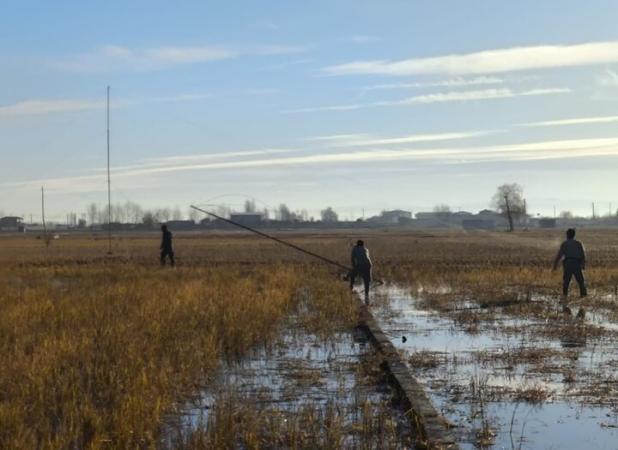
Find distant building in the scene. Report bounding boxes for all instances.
[379,210,413,224]
[0,216,25,232]
[166,220,196,231]
[414,211,454,228]
[229,213,263,227]
[477,209,501,218]
[462,219,496,230]
[539,218,557,228]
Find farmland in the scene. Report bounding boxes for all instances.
[1,229,618,448]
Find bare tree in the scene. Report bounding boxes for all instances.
[244,199,257,213]
[433,204,451,219]
[86,203,98,225]
[320,206,339,223]
[128,202,143,223]
[216,205,231,218]
[172,206,183,221]
[188,207,201,223]
[277,203,293,221]
[560,211,574,219]
[433,204,451,213]
[153,208,171,223]
[491,183,525,231]
[142,211,155,226]
[112,204,125,223]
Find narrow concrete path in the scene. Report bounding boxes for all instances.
[358,300,459,449]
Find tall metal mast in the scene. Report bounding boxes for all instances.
[106,86,112,254]
[41,186,46,235]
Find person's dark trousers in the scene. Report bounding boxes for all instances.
[563,259,586,297]
[161,249,175,267]
[349,265,371,296]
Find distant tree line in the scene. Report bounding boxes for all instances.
[81,201,341,225]
[48,183,615,227]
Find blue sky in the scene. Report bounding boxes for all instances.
[2,0,618,221]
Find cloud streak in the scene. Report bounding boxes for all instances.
[520,115,618,127]
[362,76,504,91]
[7,137,618,193]
[0,99,110,117]
[56,43,308,72]
[56,45,236,72]
[307,130,500,147]
[0,93,213,118]
[286,87,570,113]
[323,41,618,76]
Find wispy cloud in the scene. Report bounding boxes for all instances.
[0,99,110,117]
[307,130,500,147]
[56,45,237,72]
[250,44,309,55]
[143,148,294,164]
[519,115,618,127]
[597,69,618,87]
[397,88,570,104]
[56,43,308,72]
[150,94,212,103]
[342,35,382,44]
[362,76,504,91]
[259,58,314,71]
[0,93,214,118]
[245,88,278,96]
[286,87,570,113]
[8,138,618,193]
[323,41,618,76]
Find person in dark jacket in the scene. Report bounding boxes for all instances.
[350,240,372,301]
[160,224,175,267]
[553,228,586,298]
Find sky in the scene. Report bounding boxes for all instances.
[2,0,618,221]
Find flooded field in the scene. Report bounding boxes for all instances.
[167,309,416,449]
[3,230,618,448]
[373,285,618,449]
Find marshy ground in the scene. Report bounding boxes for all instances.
[1,229,617,448]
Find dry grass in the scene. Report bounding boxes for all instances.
[0,234,357,449]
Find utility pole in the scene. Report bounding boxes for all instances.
[504,195,514,232]
[553,205,556,218]
[41,186,49,247]
[106,86,112,254]
[592,202,596,220]
[41,187,46,233]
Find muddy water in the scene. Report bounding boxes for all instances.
[373,285,618,449]
[165,318,415,448]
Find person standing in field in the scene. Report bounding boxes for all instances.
[553,228,586,299]
[350,240,372,302]
[160,224,175,267]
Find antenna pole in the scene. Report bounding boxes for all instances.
[592,202,595,220]
[106,86,112,254]
[41,186,46,234]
